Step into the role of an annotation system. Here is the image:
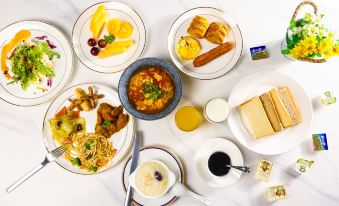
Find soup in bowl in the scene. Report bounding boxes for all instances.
[128,67,174,114]
[119,57,182,120]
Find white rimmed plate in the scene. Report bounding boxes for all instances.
[0,21,73,106]
[122,146,185,206]
[194,138,243,188]
[227,71,313,155]
[72,2,146,73]
[168,7,243,80]
[42,83,134,174]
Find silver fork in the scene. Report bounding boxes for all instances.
[6,146,66,193]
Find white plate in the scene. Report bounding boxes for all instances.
[0,21,73,106]
[194,138,243,188]
[72,2,146,73]
[168,7,243,80]
[122,146,184,206]
[42,83,134,174]
[227,71,313,155]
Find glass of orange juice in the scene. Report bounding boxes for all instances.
[175,106,201,132]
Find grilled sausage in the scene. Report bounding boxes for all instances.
[193,42,233,67]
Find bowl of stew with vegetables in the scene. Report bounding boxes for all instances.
[118,57,182,120]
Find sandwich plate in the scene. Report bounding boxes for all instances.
[227,71,313,155]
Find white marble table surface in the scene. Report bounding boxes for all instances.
[1,0,339,205]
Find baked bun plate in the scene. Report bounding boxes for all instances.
[168,7,243,80]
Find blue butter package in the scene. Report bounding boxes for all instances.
[312,133,328,151]
[250,46,269,60]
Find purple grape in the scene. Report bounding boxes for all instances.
[90,47,99,56]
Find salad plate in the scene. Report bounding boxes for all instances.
[0,20,73,106]
[168,7,243,80]
[42,83,134,174]
[72,1,146,73]
[227,71,313,155]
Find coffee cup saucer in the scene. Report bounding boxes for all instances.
[194,138,243,188]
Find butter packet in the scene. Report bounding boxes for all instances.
[312,133,328,151]
[265,185,287,202]
[255,160,273,182]
[321,91,336,105]
[295,158,314,173]
[250,46,269,60]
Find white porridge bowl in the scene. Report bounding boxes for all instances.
[129,160,176,199]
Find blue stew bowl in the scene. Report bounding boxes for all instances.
[118,57,182,120]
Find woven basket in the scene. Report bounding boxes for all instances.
[286,1,326,63]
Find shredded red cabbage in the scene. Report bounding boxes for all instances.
[46,40,57,49]
[47,77,52,87]
[35,35,48,40]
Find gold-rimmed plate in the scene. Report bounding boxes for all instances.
[168,7,243,80]
[0,20,73,106]
[122,146,185,206]
[42,83,134,174]
[72,1,146,73]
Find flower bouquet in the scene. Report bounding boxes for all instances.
[281,1,339,63]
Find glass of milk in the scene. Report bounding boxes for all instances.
[204,98,230,123]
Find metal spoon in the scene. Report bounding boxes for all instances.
[226,165,251,173]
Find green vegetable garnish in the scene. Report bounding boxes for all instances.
[85,142,91,150]
[71,158,81,166]
[9,40,59,90]
[104,34,115,44]
[89,166,98,172]
[143,83,162,100]
[101,120,112,128]
[85,140,97,149]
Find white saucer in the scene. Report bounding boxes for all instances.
[194,138,243,188]
[122,146,184,206]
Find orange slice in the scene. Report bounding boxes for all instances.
[107,19,122,35]
[115,22,133,39]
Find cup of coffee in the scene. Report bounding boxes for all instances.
[207,151,232,177]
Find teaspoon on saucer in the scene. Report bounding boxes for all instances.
[226,165,251,173]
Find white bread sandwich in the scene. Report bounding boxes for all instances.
[269,87,302,128]
[260,93,283,132]
[239,97,275,139]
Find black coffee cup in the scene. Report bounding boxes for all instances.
[207,151,231,177]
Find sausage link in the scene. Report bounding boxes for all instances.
[193,42,233,67]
